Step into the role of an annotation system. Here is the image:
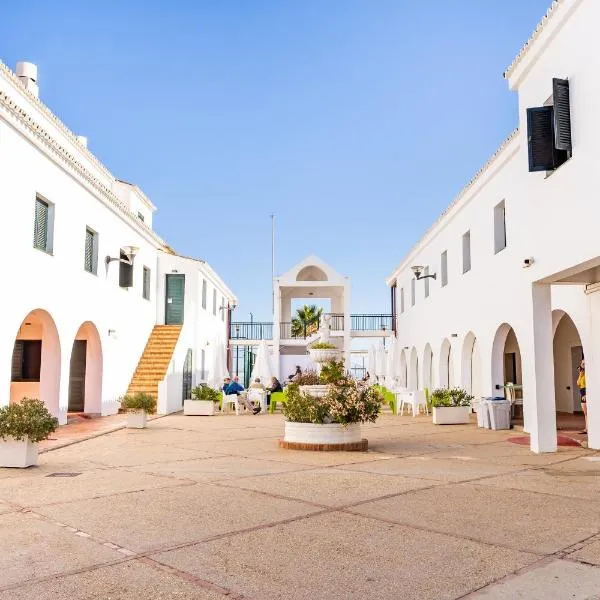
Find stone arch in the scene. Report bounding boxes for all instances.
[296,266,328,282]
[409,347,419,390]
[461,332,482,396]
[491,323,522,394]
[10,308,61,417]
[439,338,452,388]
[399,349,408,388]
[69,321,103,414]
[423,344,434,391]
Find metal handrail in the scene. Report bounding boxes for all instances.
[350,314,394,331]
[229,322,273,340]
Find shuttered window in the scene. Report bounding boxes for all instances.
[213,289,217,315]
[84,228,97,274]
[553,78,572,153]
[462,231,471,273]
[11,340,42,382]
[400,288,405,313]
[441,251,448,287]
[33,197,50,252]
[143,266,151,300]
[119,251,133,288]
[411,279,415,307]
[202,280,207,309]
[221,297,226,321]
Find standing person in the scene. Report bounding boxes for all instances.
[578,359,587,434]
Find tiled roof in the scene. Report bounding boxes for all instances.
[504,0,566,79]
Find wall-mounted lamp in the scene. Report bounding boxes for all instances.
[403,346,409,350]
[105,245,139,267]
[450,333,458,338]
[108,329,117,338]
[171,269,179,274]
[411,265,436,281]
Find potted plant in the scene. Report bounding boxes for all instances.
[430,387,474,425]
[120,392,157,428]
[308,342,342,366]
[184,385,221,416]
[0,398,59,468]
[295,369,329,398]
[282,376,382,450]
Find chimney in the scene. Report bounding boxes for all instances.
[76,135,88,148]
[16,62,39,97]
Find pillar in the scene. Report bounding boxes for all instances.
[585,293,600,450]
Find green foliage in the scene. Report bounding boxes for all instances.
[191,385,221,402]
[291,305,323,338]
[319,360,345,384]
[429,387,473,408]
[120,392,157,414]
[310,342,337,350]
[293,370,321,386]
[0,398,58,443]
[283,384,329,424]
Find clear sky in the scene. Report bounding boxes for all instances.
[1,0,551,321]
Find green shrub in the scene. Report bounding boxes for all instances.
[283,384,329,424]
[429,387,473,408]
[120,392,157,414]
[0,398,58,443]
[293,370,320,386]
[310,342,337,350]
[319,360,346,384]
[191,385,221,402]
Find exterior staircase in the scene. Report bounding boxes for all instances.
[126,325,182,398]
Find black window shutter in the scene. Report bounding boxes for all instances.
[33,198,48,251]
[527,106,557,172]
[553,78,572,153]
[11,340,24,380]
[119,252,134,288]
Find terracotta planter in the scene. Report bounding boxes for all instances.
[299,384,330,398]
[184,400,217,416]
[0,436,38,468]
[432,406,471,425]
[126,410,147,429]
[283,421,361,444]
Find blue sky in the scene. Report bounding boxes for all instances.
[1,0,550,320]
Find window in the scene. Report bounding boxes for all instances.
[201,349,206,380]
[526,78,572,173]
[33,196,54,254]
[494,200,507,253]
[400,288,405,313]
[119,250,133,288]
[212,289,217,315]
[84,227,98,274]
[221,296,226,321]
[441,251,448,287]
[137,211,145,222]
[462,231,471,273]
[142,266,151,300]
[424,267,430,298]
[411,278,416,307]
[11,340,42,382]
[202,280,207,309]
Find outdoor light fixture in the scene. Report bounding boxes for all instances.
[105,245,139,266]
[411,265,436,281]
[451,333,458,338]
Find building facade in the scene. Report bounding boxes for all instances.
[0,59,235,423]
[387,0,600,453]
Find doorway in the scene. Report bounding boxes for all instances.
[570,346,584,412]
[68,340,87,412]
[165,274,185,325]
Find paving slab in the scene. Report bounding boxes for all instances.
[34,482,322,553]
[154,511,537,600]
[0,512,119,589]
[569,539,600,566]
[217,467,440,507]
[0,467,184,508]
[352,482,600,554]
[468,558,600,598]
[335,455,521,482]
[0,559,225,599]
[249,448,395,467]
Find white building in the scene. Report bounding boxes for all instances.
[0,59,236,424]
[387,0,600,453]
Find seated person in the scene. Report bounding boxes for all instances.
[265,377,283,405]
[249,378,266,390]
[226,376,261,414]
[222,377,232,393]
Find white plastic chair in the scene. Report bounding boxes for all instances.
[248,389,267,413]
[399,391,415,416]
[399,390,428,417]
[222,393,239,415]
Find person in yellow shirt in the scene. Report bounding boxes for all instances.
[577,359,587,434]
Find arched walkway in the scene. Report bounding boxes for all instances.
[409,347,419,390]
[10,309,61,417]
[552,311,584,415]
[439,338,452,388]
[423,344,433,391]
[399,350,408,388]
[461,332,482,396]
[68,321,103,414]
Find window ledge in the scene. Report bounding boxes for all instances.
[33,246,53,256]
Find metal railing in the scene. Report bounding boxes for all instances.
[229,322,273,340]
[350,314,394,332]
[279,322,320,339]
[324,313,345,331]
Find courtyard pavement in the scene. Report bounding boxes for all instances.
[2,413,600,599]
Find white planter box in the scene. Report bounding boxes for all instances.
[126,410,147,429]
[184,400,216,416]
[284,421,361,444]
[299,384,330,398]
[0,436,38,468]
[432,406,472,425]
[308,348,342,364]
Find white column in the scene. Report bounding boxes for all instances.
[586,293,600,450]
[0,340,12,409]
[527,284,557,453]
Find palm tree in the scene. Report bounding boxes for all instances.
[291,305,323,338]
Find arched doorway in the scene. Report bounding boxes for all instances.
[399,350,408,388]
[409,347,419,390]
[552,311,584,419]
[11,309,61,417]
[439,338,452,388]
[68,322,102,414]
[461,332,482,397]
[423,344,433,391]
[491,323,523,424]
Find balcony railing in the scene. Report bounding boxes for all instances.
[229,322,273,340]
[279,322,320,339]
[350,314,394,332]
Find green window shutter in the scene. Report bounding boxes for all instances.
[143,267,151,300]
[33,198,48,251]
[84,228,94,273]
